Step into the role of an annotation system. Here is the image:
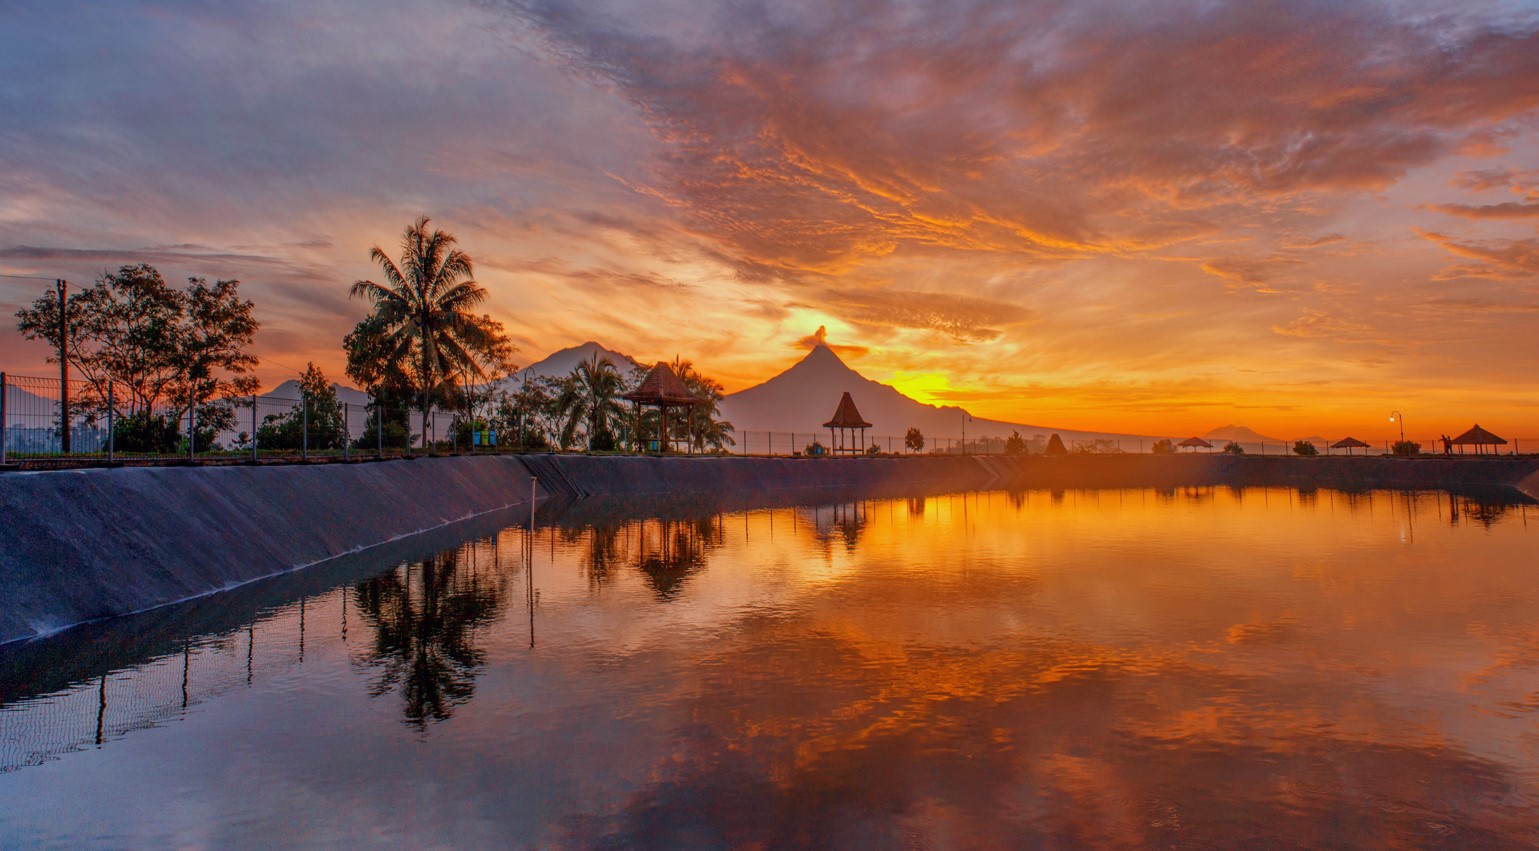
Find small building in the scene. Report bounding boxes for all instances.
[1177,436,1213,453]
[823,392,872,455]
[622,362,704,453]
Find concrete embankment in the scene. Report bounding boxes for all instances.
[0,457,545,645]
[982,454,1539,497]
[3,452,1536,645]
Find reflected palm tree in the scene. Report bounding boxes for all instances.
[575,525,630,590]
[352,547,506,729]
[634,516,719,600]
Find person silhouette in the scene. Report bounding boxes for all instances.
[1440,434,1452,455]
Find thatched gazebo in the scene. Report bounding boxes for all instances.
[823,392,872,455]
[1177,436,1213,453]
[622,361,704,454]
[1331,436,1370,456]
[1450,424,1507,455]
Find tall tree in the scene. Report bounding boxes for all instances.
[348,216,505,447]
[670,356,735,453]
[15,264,259,439]
[257,363,347,450]
[556,353,626,450]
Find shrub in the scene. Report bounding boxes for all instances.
[1004,430,1027,455]
[1151,438,1175,455]
[805,441,825,457]
[1293,440,1319,456]
[113,410,181,454]
[904,427,924,453]
[1392,440,1421,457]
[1223,441,1245,455]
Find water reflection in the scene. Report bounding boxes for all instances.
[2,486,1537,848]
[351,547,510,728]
[633,516,719,600]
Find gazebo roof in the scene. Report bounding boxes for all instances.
[1451,424,1507,445]
[1332,436,1370,449]
[1177,436,1213,448]
[621,362,702,406]
[822,392,872,428]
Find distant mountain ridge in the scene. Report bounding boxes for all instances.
[719,344,1155,443]
[1202,424,1285,444]
[516,341,644,382]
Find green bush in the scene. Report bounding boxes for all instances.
[113,410,181,454]
[1392,440,1421,456]
[1223,441,1245,455]
[1151,438,1175,455]
[1293,440,1319,456]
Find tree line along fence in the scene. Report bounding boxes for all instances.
[1,371,1531,468]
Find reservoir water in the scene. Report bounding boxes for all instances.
[2,486,1537,848]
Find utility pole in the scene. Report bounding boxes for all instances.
[56,279,70,454]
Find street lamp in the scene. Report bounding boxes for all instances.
[1389,410,1404,444]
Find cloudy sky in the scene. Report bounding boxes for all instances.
[2,0,1538,438]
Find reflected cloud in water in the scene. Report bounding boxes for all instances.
[2,486,1537,847]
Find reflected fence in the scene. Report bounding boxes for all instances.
[2,371,1533,468]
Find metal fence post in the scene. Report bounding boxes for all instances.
[376,401,383,460]
[344,403,351,461]
[107,383,115,463]
[251,393,258,463]
[301,397,309,462]
[188,386,196,462]
[1,371,7,466]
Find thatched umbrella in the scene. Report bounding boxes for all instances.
[1331,436,1370,456]
[1450,424,1507,456]
[1177,436,1213,453]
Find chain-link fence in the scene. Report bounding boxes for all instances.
[0,371,534,467]
[732,430,1534,457]
[2,371,1532,467]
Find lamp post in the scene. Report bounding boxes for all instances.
[1390,410,1404,446]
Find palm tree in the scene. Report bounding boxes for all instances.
[556,353,627,450]
[671,356,735,452]
[349,216,494,447]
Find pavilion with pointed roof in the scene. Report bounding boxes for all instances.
[1450,423,1507,455]
[823,392,873,455]
[1177,436,1213,452]
[622,361,704,453]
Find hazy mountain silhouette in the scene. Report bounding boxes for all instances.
[263,379,371,407]
[719,344,1149,442]
[516,341,643,381]
[1202,424,1285,444]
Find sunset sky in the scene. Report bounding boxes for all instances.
[2,0,1538,439]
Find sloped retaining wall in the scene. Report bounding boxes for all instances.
[0,457,544,644]
[519,453,997,497]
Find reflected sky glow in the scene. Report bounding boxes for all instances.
[2,487,1537,847]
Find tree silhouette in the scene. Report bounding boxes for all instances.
[347,216,510,447]
[352,548,507,729]
[557,352,626,450]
